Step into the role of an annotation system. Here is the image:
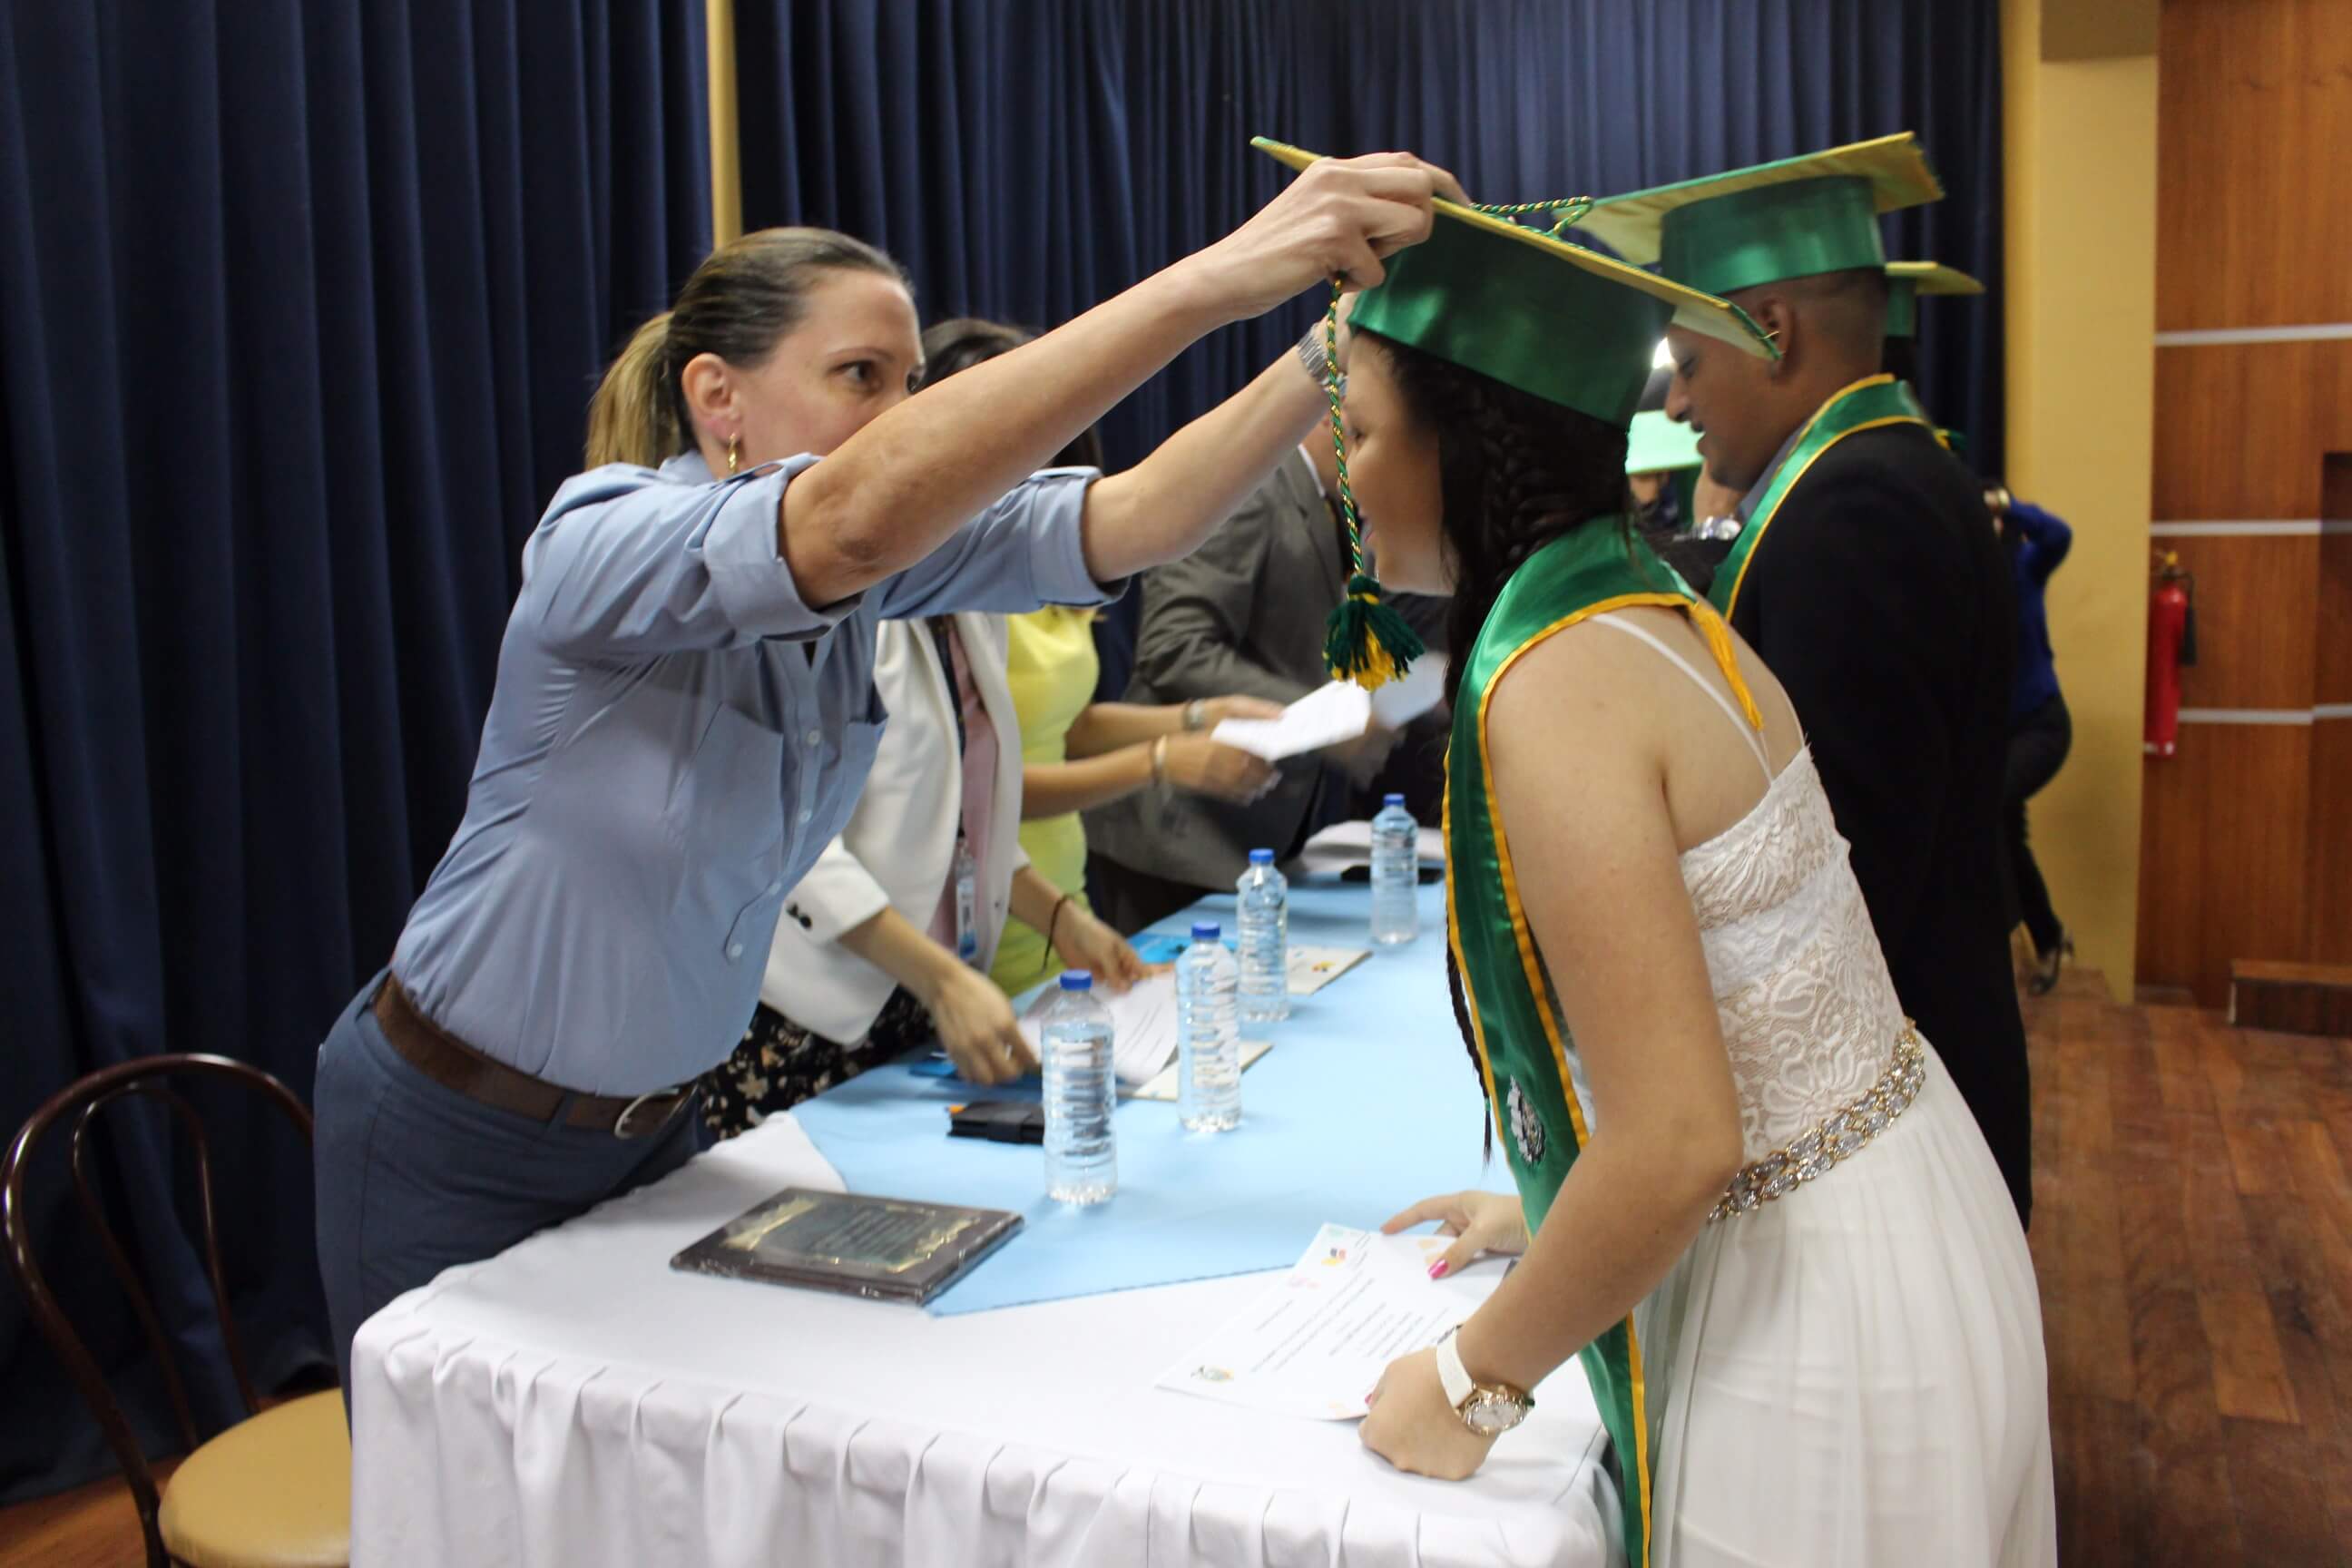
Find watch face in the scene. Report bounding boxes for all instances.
[1465,1393,1525,1436]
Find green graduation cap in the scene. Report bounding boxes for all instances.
[1884,260,1984,338]
[1625,410,1702,475]
[1574,133,1945,299]
[1251,137,1775,687]
[1254,137,1776,427]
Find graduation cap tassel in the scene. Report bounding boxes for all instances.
[1318,279,1425,691]
[1474,194,1594,238]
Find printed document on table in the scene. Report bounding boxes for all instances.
[1155,1221,1494,1420]
[1128,1039,1273,1102]
[1300,818,1447,868]
[1018,968,1181,1088]
[1287,944,1368,995]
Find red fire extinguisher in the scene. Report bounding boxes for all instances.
[2145,551,2196,757]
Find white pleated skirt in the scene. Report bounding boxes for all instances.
[1638,1039,2057,1567]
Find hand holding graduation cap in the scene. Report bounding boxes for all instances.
[1188,152,1470,323]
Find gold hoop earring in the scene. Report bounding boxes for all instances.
[726,436,741,476]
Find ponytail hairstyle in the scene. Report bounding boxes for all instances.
[916,317,1108,472]
[585,227,910,469]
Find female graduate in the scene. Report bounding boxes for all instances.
[1245,143,2054,1567]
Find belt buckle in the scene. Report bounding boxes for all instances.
[613,1089,683,1139]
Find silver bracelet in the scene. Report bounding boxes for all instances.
[1295,326,1329,385]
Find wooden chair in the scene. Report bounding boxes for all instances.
[4,1054,348,1568]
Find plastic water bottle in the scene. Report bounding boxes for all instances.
[1370,793,1421,946]
[1040,972,1117,1204]
[1176,922,1241,1132]
[1236,848,1290,1023]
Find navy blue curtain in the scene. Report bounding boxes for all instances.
[0,0,709,1504]
[736,0,2004,477]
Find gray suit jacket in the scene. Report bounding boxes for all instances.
[1084,448,1345,893]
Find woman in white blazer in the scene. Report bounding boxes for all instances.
[701,604,1146,1133]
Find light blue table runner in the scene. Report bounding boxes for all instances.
[791,878,1503,1316]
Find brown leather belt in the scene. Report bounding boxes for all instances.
[372,977,693,1139]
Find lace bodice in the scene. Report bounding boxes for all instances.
[1674,746,1908,1160]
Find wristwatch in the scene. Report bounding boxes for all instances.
[1182,699,1209,732]
[1436,1328,1534,1436]
[1295,325,1331,386]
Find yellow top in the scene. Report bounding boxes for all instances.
[988,606,1100,995]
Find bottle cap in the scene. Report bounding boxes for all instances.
[1191,922,1222,940]
[1249,848,1275,865]
[1384,793,1406,807]
[1059,971,1093,991]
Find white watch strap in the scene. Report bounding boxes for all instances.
[1436,1328,1475,1409]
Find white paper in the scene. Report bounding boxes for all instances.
[1210,681,1371,761]
[1287,944,1368,996]
[1155,1222,1487,1421]
[1368,653,1448,728]
[1019,969,1181,1087]
[1128,1038,1274,1102]
[1299,818,1446,869]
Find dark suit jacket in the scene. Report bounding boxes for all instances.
[1731,422,2034,1225]
[1085,449,1345,893]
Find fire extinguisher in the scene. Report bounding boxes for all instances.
[2146,550,2196,757]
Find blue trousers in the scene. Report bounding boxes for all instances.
[313,975,702,1397]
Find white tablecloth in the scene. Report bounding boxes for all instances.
[349,1114,1618,1566]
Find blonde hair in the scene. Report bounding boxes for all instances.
[584,227,909,469]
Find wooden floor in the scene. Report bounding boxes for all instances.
[2025,971,2352,1564]
[0,1457,172,1568]
[4,975,2348,1565]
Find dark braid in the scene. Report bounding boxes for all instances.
[1359,331,1640,1129]
[1446,944,1496,1160]
[1361,334,1637,713]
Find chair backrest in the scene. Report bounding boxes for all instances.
[3,1054,313,1562]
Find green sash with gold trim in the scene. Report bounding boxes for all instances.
[1445,523,1758,1568]
[1707,373,1932,620]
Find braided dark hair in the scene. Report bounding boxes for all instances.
[1360,333,1635,711]
[1357,330,1636,1148]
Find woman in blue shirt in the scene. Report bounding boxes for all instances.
[312,153,1461,1393]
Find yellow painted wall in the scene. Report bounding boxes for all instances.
[2001,0,2158,999]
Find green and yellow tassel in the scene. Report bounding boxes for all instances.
[1318,198,1597,690]
[1325,570,1425,690]
[1317,279,1425,690]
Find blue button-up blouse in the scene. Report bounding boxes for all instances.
[389,450,1110,1093]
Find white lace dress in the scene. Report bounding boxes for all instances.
[1612,729,2056,1566]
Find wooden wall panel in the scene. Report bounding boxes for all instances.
[2310,473,2351,962]
[2142,0,2352,1002]
[2309,720,2352,964]
[2139,726,2313,1004]
[2156,0,2352,331]
[2160,534,2320,712]
[2325,456,2352,526]
[2151,340,2352,521]
[2320,467,2352,706]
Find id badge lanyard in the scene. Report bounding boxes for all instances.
[928,620,982,967]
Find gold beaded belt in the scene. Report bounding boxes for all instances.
[1710,1024,1926,1222]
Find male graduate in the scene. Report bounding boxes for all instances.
[1576,135,2034,1225]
